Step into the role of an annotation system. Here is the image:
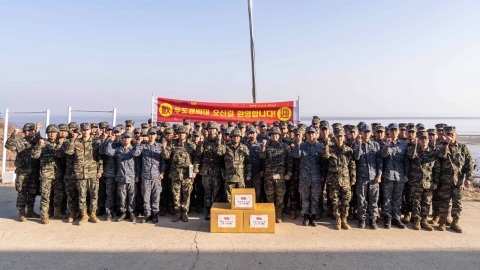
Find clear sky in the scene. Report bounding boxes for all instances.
[1,0,480,118]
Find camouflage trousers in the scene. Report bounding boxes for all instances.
[225,181,246,203]
[437,182,463,219]
[250,174,263,203]
[382,179,404,220]
[142,179,162,216]
[401,182,412,215]
[298,177,321,215]
[160,173,174,209]
[97,176,107,210]
[77,178,99,212]
[287,173,300,211]
[65,181,79,213]
[410,184,432,221]
[356,181,379,220]
[118,182,136,212]
[172,178,194,212]
[328,184,351,218]
[105,177,116,214]
[14,173,38,210]
[264,178,286,211]
[324,181,332,212]
[201,166,222,208]
[190,175,204,208]
[40,177,64,213]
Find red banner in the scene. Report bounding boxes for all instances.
[155,97,295,125]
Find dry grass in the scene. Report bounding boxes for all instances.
[464,181,480,201]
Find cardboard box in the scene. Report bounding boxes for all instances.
[243,203,276,233]
[231,188,256,210]
[210,203,244,233]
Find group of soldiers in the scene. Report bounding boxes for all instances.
[6,116,474,233]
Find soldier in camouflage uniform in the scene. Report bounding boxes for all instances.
[321,129,356,230]
[196,121,224,220]
[96,122,108,216]
[259,126,292,223]
[256,121,270,143]
[318,121,335,219]
[345,125,359,220]
[401,124,417,224]
[430,123,448,225]
[435,126,474,233]
[286,128,302,220]
[398,123,408,141]
[244,127,264,203]
[352,125,382,230]
[5,123,42,222]
[190,130,205,213]
[380,123,409,229]
[217,128,251,203]
[406,131,438,231]
[159,127,175,216]
[31,124,65,224]
[106,131,141,223]
[162,126,199,222]
[65,123,103,225]
[292,127,323,226]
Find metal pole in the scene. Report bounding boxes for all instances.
[2,109,9,178]
[46,109,50,127]
[67,107,72,123]
[151,92,155,126]
[248,0,257,103]
[112,108,117,126]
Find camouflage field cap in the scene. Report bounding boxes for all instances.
[228,121,235,127]
[371,123,381,129]
[117,124,125,130]
[80,123,91,130]
[273,121,280,127]
[357,122,366,129]
[46,124,59,133]
[141,123,149,129]
[164,128,173,134]
[192,130,201,137]
[207,121,218,130]
[399,123,408,130]
[220,124,228,130]
[320,120,330,130]
[194,121,202,127]
[183,119,191,125]
[334,129,346,137]
[288,125,295,131]
[231,128,242,137]
[177,126,188,133]
[125,120,135,126]
[350,126,359,133]
[269,127,281,135]
[416,131,428,138]
[90,123,99,128]
[252,121,259,126]
[312,116,320,124]
[99,122,108,129]
[427,129,436,135]
[445,126,456,134]
[134,128,141,134]
[162,122,170,127]
[68,122,79,129]
[106,125,113,131]
[279,122,288,129]
[376,125,386,132]
[407,123,416,132]
[435,123,447,130]
[288,121,294,127]
[332,123,343,130]
[58,124,69,132]
[238,122,246,128]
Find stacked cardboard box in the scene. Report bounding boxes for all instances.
[210,188,275,233]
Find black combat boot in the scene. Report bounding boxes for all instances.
[97,207,105,217]
[129,211,136,223]
[116,212,126,222]
[152,211,158,224]
[303,214,310,226]
[392,218,406,229]
[141,214,151,223]
[105,213,112,222]
[205,208,211,221]
[159,207,167,216]
[369,219,377,230]
[309,215,317,227]
[384,217,391,229]
[358,219,366,229]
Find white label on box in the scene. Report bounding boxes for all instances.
[250,215,269,228]
[218,215,236,228]
[234,194,253,208]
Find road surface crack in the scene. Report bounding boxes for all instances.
[190,219,203,270]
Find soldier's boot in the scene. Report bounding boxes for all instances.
[53,207,66,219]
[172,212,182,222]
[105,213,112,222]
[384,217,392,229]
[430,215,440,225]
[446,217,453,226]
[392,218,406,229]
[369,219,378,230]
[89,212,100,223]
[205,208,211,221]
[159,207,167,216]
[141,215,151,223]
[334,216,341,230]
[412,219,421,230]
[341,216,351,230]
[328,208,335,220]
[116,212,126,222]
[18,208,27,222]
[41,212,50,224]
[358,219,366,229]
[181,211,188,222]
[283,208,291,215]
[79,210,89,225]
[316,209,322,220]
[129,211,136,223]
[303,214,310,226]
[420,218,433,231]
[402,213,411,224]
[438,217,447,231]
[196,206,203,213]
[152,212,159,224]
[67,211,76,223]
[450,217,463,233]
[97,207,106,217]
[275,210,282,223]
[290,210,296,220]
[26,207,41,218]
[168,206,176,215]
[309,215,317,227]
[347,208,354,220]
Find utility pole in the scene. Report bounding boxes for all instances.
[248,0,257,103]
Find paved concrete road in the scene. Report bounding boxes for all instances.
[0,185,479,270]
